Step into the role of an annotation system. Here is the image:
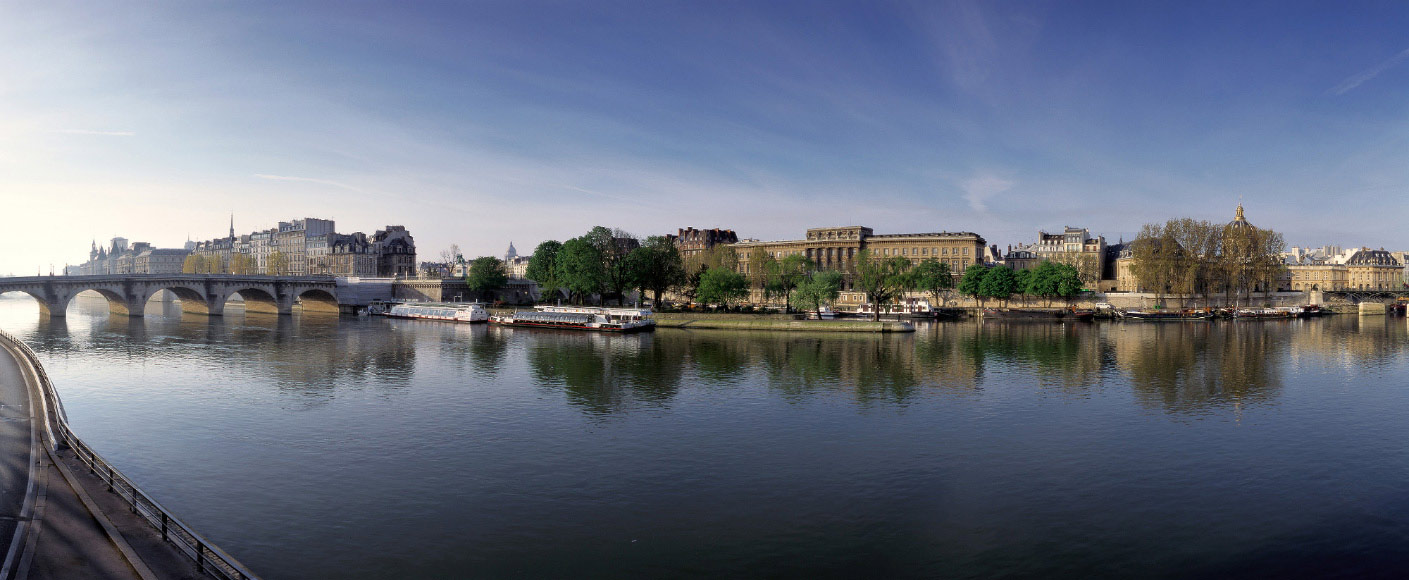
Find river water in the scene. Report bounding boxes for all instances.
[2,293,1409,579]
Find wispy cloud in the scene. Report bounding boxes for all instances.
[56,129,135,136]
[253,173,364,192]
[1331,47,1409,95]
[961,174,1012,212]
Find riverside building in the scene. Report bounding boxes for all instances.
[732,226,986,291]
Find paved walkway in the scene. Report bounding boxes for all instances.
[0,338,210,580]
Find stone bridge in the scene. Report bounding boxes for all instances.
[0,274,340,317]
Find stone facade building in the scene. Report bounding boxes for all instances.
[733,226,986,291]
[1286,248,1403,292]
[78,238,188,276]
[82,217,415,277]
[669,228,739,261]
[1005,226,1107,284]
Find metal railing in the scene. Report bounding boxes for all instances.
[0,328,260,580]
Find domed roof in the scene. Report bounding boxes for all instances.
[1346,248,1399,266]
[1226,204,1255,230]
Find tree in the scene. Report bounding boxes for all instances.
[1027,261,1060,306]
[958,264,989,307]
[695,267,749,308]
[852,249,915,321]
[1052,262,1085,304]
[911,259,954,308]
[769,254,813,312]
[229,253,257,275]
[791,269,843,316]
[466,256,508,298]
[525,240,564,301]
[440,244,462,266]
[747,247,776,294]
[182,255,200,274]
[267,251,290,276]
[557,237,605,304]
[1014,267,1034,305]
[627,236,687,308]
[682,245,738,300]
[979,265,1018,306]
[585,226,638,305]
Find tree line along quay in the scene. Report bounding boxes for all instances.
[449,204,1358,320]
[57,205,1404,318]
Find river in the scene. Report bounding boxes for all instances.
[2,293,1409,578]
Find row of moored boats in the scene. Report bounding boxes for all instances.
[1118,305,1327,321]
[365,301,656,332]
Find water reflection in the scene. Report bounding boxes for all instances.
[1115,322,1285,414]
[7,292,1409,418]
[523,330,681,415]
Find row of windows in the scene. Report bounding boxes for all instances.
[877,246,970,257]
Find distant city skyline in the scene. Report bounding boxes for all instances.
[3,1,1408,276]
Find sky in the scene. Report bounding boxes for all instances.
[1,1,1407,275]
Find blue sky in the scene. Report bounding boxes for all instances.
[2,1,1407,274]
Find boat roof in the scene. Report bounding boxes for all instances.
[535,306,652,315]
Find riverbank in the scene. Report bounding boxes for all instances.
[652,312,914,333]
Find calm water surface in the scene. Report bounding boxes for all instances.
[3,293,1409,579]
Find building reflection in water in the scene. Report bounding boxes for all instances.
[9,291,1409,419]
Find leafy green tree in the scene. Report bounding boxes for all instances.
[466,256,508,298]
[695,267,750,308]
[627,236,687,308]
[1014,267,1034,305]
[1028,261,1060,306]
[525,240,564,301]
[791,269,843,316]
[1052,262,1085,304]
[980,265,1018,306]
[769,254,813,312]
[747,247,776,294]
[587,226,637,305]
[911,259,954,308]
[853,249,915,321]
[958,264,989,307]
[557,237,605,304]
[681,245,738,300]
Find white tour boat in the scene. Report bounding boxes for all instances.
[386,302,489,323]
[489,306,655,332]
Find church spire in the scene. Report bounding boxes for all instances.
[229,213,235,241]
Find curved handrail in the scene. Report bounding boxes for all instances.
[0,328,260,580]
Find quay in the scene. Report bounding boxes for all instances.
[0,330,257,580]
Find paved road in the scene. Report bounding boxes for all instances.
[0,337,34,577]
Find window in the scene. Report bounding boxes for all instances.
[922,248,928,256]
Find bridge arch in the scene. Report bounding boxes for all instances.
[141,285,214,316]
[226,288,281,315]
[0,290,52,317]
[69,288,134,317]
[296,288,340,314]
